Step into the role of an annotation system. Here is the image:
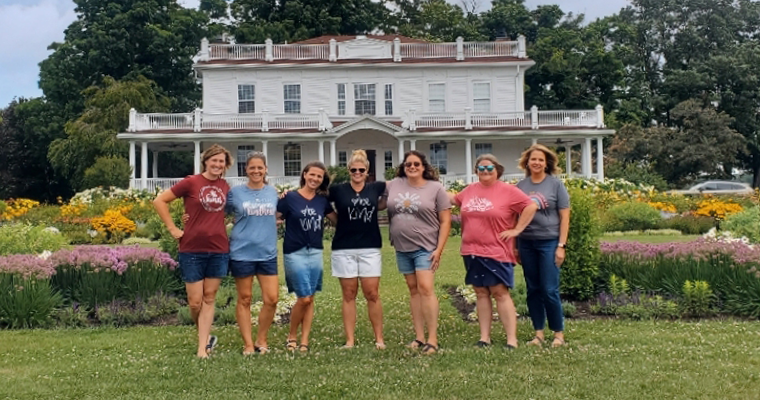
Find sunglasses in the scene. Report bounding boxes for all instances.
[350,168,366,174]
[404,161,422,168]
[477,165,496,172]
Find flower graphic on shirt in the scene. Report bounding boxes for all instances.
[199,186,226,212]
[394,192,421,214]
[462,197,493,213]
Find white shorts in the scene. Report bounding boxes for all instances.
[331,248,382,278]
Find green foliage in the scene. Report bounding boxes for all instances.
[0,201,6,215]
[384,167,396,181]
[145,199,184,260]
[82,156,132,189]
[0,224,69,256]
[96,293,180,327]
[51,304,90,328]
[121,261,182,302]
[658,215,715,235]
[608,274,630,297]
[605,161,669,191]
[681,280,714,317]
[561,187,601,300]
[721,206,760,244]
[592,292,681,320]
[327,165,350,186]
[562,301,576,318]
[0,275,62,328]
[603,201,662,232]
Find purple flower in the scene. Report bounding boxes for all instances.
[0,254,56,279]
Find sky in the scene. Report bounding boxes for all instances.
[0,0,630,108]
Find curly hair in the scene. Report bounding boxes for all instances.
[299,161,331,196]
[518,144,561,176]
[395,150,439,181]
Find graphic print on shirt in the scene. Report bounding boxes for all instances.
[242,199,276,216]
[199,186,226,212]
[462,197,494,213]
[527,191,549,210]
[299,205,322,231]
[348,196,375,223]
[394,192,421,220]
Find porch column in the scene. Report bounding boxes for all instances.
[410,139,417,151]
[318,140,325,163]
[152,151,158,178]
[583,137,592,178]
[261,140,268,160]
[329,139,337,166]
[128,141,136,179]
[596,137,604,180]
[140,142,148,188]
[531,138,538,146]
[194,141,201,174]
[465,138,473,183]
[398,139,405,160]
[565,145,572,177]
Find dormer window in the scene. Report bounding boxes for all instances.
[354,83,376,115]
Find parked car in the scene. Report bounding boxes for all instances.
[671,181,754,196]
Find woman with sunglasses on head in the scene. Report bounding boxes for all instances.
[515,144,570,348]
[449,154,537,349]
[153,144,232,358]
[385,150,451,355]
[328,149,386,349]
[277,161,336,353]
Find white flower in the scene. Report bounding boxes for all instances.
[38,250,53,260]
[43,226,60,234]
[87,229,99,238]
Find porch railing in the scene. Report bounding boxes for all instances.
[403,105,604,131]
[129,176,301,191]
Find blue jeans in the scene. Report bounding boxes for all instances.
[518,238,564,332]
[395,248,433,275]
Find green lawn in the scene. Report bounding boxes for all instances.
[2,234,758,399]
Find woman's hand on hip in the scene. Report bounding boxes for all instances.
[555,247,565,267]
[168,226,184,240]
[498,229,520,241]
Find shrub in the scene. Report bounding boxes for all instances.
[658,215,715,234]
[145,199,184,260]
[0,198,40,220]
[0,223,69,256]
[681,280,715,317]
[52,304,91,328]
[721,206,760,244]
[603,201,662,232]
[0,200,6,215]
[562,301,577,318]
[385,167,396,181]
[561,187,601,300]
[327,165,350,186]
[82,156,131,189]
[694,199,743,221]
[96,293,180,326]
[121,237,153,245]
[0,274,62,328]
[90,209,137,244]
[591,292,680,320]
[605,162,669,191]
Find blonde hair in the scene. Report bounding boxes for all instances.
[474,153,505,177]
[348,149,369,169]
[518,144,561,176]
[200,144,233,173]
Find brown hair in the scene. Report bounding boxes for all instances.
[518,144,561,176]
[395,150,439,181]
[245,151,268,184]
[299,161,331,196]
[348,149,369,170]
[200,144,233,173]
[473,153,505,178]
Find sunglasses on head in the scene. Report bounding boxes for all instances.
[350,168,366,174]
[477,165,496,172]
[404,161,422,168]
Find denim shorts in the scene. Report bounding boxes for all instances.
[229,257,278,278]
[283,247,323,298]
[178,252,229,283]
[395,248,433,275]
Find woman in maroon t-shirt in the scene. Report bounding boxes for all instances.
[154,144,232,358]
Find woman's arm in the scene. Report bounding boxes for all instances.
[556,208,570,266]
[325,211,338,226]
[429,209,451,272]
[499,203,538,241]
[153,190,182,239]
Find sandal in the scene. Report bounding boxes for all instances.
[475,340,491,348]
[286,339,298,351]
[505,343,517,350]
[527,336,545,347]
[407,339,425,349]
[205,335,218,353]
[340,344,355,349]
[551,337,566,348]
[254,345,270,354]
[298,344,310,353]
[421,343,439,355]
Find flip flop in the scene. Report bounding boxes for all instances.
[407,339,425,349]
[527,336,545,346]
[551,337,566,348]
[286,339,298,351]
[205,335,218,352]
[421,343,439,355]
[298,344,310,353]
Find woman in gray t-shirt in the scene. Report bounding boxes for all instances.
[385,150,451,355]
[516,144,570,348]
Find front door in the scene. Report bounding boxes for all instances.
[366,149,377,182]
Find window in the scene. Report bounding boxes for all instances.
[338,151,347,167]
[283,144,301,176]
[473,82,491,113]
[384,84,393,115]
[283,84,301,114]
[354,83,376,115]
[337,84,346,115]
[475,143,492,158]
[429,143,448,175]
[237,145,256,176]
[428,83,445,112]
[384,150,393,171]
[238,84,255,113]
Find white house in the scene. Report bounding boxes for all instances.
[117,34,614,191]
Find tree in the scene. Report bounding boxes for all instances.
[82,156,132,189]
[394,0,485,41]
[48,76,171,191]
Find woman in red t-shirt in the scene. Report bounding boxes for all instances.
[450,154,537,349]
[154,144,232,358]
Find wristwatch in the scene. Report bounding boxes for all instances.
[558,243,566,249]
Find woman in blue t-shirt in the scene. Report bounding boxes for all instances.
[276,161,336,352]
[225,152,280,355]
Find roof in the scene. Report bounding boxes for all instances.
[292,35,428,44]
